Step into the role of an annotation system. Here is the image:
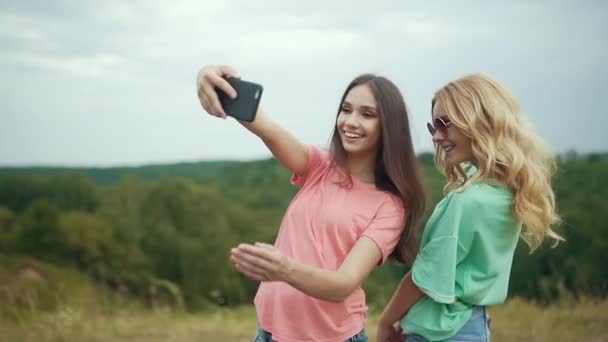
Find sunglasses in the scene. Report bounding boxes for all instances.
[427,116,452,136]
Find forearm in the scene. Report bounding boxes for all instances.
[379,272,426,325]
[232,239,380,303]
[240,111,308,175]
[239,109,277,140]
[285,260,356,302]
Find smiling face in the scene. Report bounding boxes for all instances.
[432,100,476,166]
[336,84,382,159]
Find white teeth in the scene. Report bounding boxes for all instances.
[344,131,363,138]
[443,145,455,152]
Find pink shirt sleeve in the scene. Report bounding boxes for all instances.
[361,198,406,265]
[291,145,330,187]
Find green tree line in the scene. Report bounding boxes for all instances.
[0,152,606,311]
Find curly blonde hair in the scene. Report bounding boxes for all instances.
[432,74,563,251]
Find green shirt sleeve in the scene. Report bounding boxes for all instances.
[410,192,470,304]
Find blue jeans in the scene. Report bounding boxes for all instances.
[406,306,490,342]
[254,326,368,342]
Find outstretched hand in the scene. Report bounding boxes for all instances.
[230,242,294,282]
[196,64,240,118]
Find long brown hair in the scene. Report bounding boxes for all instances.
[329,74,427,264]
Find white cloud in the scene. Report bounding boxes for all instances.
[0,52,130,80]
[236,29,368,66]
[0,1,606,166]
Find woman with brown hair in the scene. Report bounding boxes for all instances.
[197,65,426,342]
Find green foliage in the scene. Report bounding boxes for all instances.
[509,155,608,301]
[0,206,16,228]
[0,152,606,312]
[0,174,99,213]
[6,200,68,260]
[97,177,150,271]
[0,206,16,248]
[0,161,239,185]
[139,179,251,309]
[58,212,115,268]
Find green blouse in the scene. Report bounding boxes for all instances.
[402,176,520,341]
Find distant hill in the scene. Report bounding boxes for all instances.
[0,153,439,186]
[0,160,239,186]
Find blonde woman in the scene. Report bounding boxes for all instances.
[376,74,563,342]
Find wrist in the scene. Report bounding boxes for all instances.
[282,256,297,283]
[241,108,270,133]
[248,106,266,126]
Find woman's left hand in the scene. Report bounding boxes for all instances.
[230,242,294,282]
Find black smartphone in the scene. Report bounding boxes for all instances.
[216,76,263,122]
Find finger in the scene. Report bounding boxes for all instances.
[232,256,270,279]
[237,244,276,263]
[202,83,228,118]
[237,244,268,258]
[206,72,237,99]
[197,81,204,101]
[196,69,205,97]
[231,248,270,268]
[232,257,265,274]
[199,82,220,117]
[231,248,276,270]
[231,253,265,272]
[234,262,265,281]
[199,92,211,113]
[219,65,241,79]
[255,242,275,250]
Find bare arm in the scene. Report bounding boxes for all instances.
[376,273,425,342]
[197,64,308,175]
[379,272,426,327]
[240,110,308,176]
[231,237,383,302]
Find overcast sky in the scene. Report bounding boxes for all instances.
[1,0,606,167]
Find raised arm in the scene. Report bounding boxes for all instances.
[197,64,308,176]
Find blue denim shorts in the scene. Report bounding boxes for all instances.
[406,306,490,342]
[254,326,368,342]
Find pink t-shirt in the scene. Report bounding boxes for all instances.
[254,145,406,342]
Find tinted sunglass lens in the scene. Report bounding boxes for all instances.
[434,118,446,131]
[427,122,435,135]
